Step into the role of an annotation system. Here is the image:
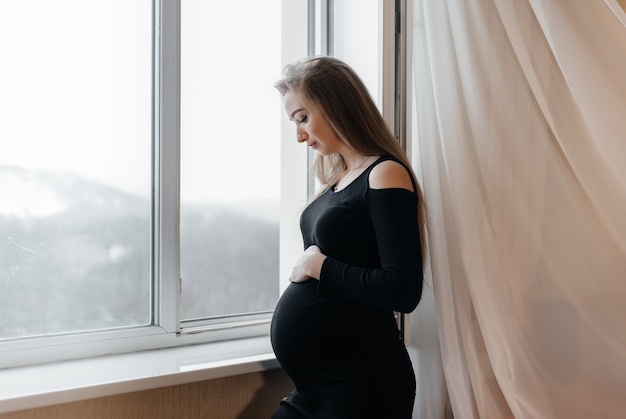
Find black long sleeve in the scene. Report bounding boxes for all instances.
[317,187,423,313]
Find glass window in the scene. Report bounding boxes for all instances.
[179,0,282,320]
[0,0,309,368]
[0,1,153,339]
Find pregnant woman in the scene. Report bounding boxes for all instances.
[270,56,426,419]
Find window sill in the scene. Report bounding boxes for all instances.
[0,336,277,414]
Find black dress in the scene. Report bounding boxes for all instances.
[270,155,423,419]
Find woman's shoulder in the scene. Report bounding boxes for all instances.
[368,156,414,192]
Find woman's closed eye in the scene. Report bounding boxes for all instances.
[298,115,308,124]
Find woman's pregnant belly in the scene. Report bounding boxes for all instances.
[270,280,398,380]
[270,281,346,374]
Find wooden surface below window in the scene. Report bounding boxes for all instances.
[0,369,293,419]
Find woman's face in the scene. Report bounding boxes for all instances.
[283,89,344,156]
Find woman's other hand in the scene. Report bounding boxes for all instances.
[289,245,327,283]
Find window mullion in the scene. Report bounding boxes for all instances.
[155,0,181,333]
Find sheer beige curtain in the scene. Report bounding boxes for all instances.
[411,0,626,417]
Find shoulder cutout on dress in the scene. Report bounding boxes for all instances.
[368,160,414,192]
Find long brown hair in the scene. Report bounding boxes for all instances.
[276,56,427,264]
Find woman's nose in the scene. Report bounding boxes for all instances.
[296,128,307,143]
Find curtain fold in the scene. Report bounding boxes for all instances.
[412,0,626,417]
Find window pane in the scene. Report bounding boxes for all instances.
[332,0,380,106]
[180,1,281,319]
[0,1,153,339]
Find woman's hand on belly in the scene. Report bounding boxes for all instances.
[290,245,327,283]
